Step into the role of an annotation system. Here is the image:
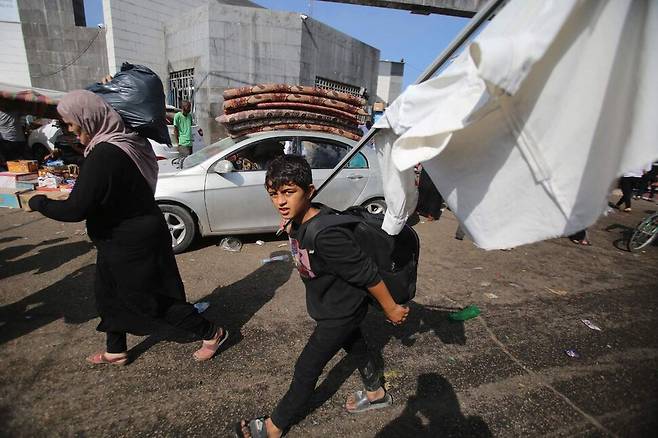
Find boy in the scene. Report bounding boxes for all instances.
[236,155,409,437]
[173,101,193,157]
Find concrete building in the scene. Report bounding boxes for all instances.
[0,0,380,142]
[376,60,404,106]
[0,0,31,86]
[104,0,380,140]
[0,0,108,91]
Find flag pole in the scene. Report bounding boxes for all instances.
[311,0,506,199]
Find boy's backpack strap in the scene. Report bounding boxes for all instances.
[302,214,361,251]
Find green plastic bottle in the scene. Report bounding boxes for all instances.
[448,305,481,321]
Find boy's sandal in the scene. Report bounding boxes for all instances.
[346,390,393,413]
[234,416,271,438]
[86,352,128,366]
[193,328,229,362]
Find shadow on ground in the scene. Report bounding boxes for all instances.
[129,250,293,359]
[376,373,492,437]
[0,238,92,280]
[0,264,97,345]
[300,302,466,423]
[198,249,293,349]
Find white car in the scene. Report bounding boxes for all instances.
[155,130,386,253]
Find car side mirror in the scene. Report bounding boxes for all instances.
[214,159,234,174]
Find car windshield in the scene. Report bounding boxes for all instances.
[182,137,237,169]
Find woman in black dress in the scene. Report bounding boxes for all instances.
[29,90,227,365]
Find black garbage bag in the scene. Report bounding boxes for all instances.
[87,62,170,144]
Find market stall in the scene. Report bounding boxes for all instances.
[0,83,75,209]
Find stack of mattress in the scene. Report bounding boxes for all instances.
[217,84,367,141]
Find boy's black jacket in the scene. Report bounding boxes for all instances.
[290,205,381,326]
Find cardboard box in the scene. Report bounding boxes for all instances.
[7,160,38,173]
[18,190,69,212]
[0,188,29,209]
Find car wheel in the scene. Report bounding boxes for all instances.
[159,204,196,254]
[362,198,387,215]
[32,143,50,163]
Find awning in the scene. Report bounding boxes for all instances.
[0,83,65,119]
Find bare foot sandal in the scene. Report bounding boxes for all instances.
[346,390,393,413]
[193,327,228,361]
[86,352,128,366]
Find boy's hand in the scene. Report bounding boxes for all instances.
[384,304,409,326]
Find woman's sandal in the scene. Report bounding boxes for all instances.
[86,352,128,366]
[346,390,393,413]
[233,416,270,438]
[193,327,229,362]
[571,239,591,246]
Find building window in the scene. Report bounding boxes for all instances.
[72,0,86,26]
[314,77,362,98]
[168,68,195,111]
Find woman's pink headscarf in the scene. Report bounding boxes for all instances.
[57,90,158,193]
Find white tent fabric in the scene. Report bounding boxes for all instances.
[374,0,658,249]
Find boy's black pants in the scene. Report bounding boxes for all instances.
[271,317,383,430]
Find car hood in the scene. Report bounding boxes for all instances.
[157,159,208,177]
[158,159,180,175]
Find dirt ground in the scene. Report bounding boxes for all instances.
[1,198,657,437]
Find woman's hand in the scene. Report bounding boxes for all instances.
[28,194,48,212]
[384,304,409,326]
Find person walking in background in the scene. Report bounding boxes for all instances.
[173,100,193,157]
[416,166,444,221]
[28,91,227,365]
[569,229,590,246]
[613,164,652,212]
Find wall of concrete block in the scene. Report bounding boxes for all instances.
[0,22,31,86]
[208,5,303,86]
[300,19,379,99]
[203,4,305,140]
[376,60,404,105]
[102,0,210,80]
[18,0,109,91]
[165,3,212,143]
[106,0,379,143]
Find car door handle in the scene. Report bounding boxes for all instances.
[348,175,364,180]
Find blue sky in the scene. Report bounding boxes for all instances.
[83,0,468,90]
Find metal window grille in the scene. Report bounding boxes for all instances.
[168,68,195,112]
[314,77,361,97]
